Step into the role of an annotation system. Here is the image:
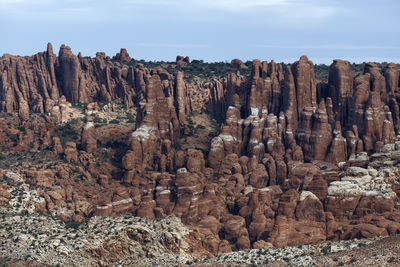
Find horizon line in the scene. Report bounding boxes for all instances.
[1,43,400,65]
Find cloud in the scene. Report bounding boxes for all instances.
[123,0,338,21]
[0,0,338,23]
[0,0,50,4]
[0,0,26,3]
[0,0,109,23]
[0,0,51,13]
[255,44,400,50]
[124,0,286,8]
[190,0,287,11]
[127,0,333,13]
[136,42,210,49]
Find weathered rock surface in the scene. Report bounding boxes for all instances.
[1,46,400,257]
[112,48,132,62]
[198,235,399,266]
[0,207,195,267]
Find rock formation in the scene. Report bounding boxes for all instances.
[113,48,132,62]
[1,44,400,255]
[81,116,97,153]
[176,56,190,66]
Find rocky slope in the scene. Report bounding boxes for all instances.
[195,235,400,266]
[0,206,195,266]
[2,201,399,266]
[1,44,400,260]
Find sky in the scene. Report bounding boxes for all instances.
[1,0,400,64]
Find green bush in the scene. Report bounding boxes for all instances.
[321,244,331,255]
[56,122,79,140]
[126,113,136,123]
[17,125,26,133]
[93,114,107,124]
[64,220,84,230]
[69,118,80,124]
[109,119,120,124]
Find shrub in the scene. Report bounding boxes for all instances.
[321,244,331,255]
[93,114,107,124]
[64,220,83,230]
[174,142,182,151]
[69,118,80,124]
[121,182,131,187]
[357,242,366,247]
[126,113,136,123]
[56,122,79,140]
[17,125,26,133]
[109,119,120,124]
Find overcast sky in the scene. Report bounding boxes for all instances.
[1,0,399,64]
